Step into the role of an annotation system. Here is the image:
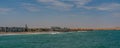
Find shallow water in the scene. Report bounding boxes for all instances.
[0,30,120,48]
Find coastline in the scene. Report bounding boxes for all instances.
[0,32,62,36]
[0,31,89,36]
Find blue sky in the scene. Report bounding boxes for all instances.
[0,0,120,28]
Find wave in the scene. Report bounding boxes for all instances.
[0,31,89,36]
[0,32,62,36]
[49,32,61,34]
[0,34,25,36]
[77,31,88,32]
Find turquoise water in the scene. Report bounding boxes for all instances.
[0,31,120,48]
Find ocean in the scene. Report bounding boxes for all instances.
[0,30,120,48]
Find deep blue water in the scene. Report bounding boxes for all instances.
[0,30,120,48]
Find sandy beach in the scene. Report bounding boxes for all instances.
[0,31,89,36]
[0,32,62,36]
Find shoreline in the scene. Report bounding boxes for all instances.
[0,31,89,36]
[0,32,62,36]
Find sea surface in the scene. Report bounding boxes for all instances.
[0,30,120,48]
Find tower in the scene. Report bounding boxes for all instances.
[25,24,28,32]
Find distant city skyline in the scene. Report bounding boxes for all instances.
[0,0,120,28]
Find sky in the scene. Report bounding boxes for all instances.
[0,0,120,28]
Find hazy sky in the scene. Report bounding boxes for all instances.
[0,0,120,28]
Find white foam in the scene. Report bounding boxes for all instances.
[0,34,25,36]
[0,31,89,36]
[77,31,88,32]
[50,32,61,34]
[0,32,62,36]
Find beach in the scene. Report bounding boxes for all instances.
[0,32,62,36]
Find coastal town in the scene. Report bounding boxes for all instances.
[0,24,120,33]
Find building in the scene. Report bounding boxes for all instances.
[0,27,26,32]
[50,27,70,32]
